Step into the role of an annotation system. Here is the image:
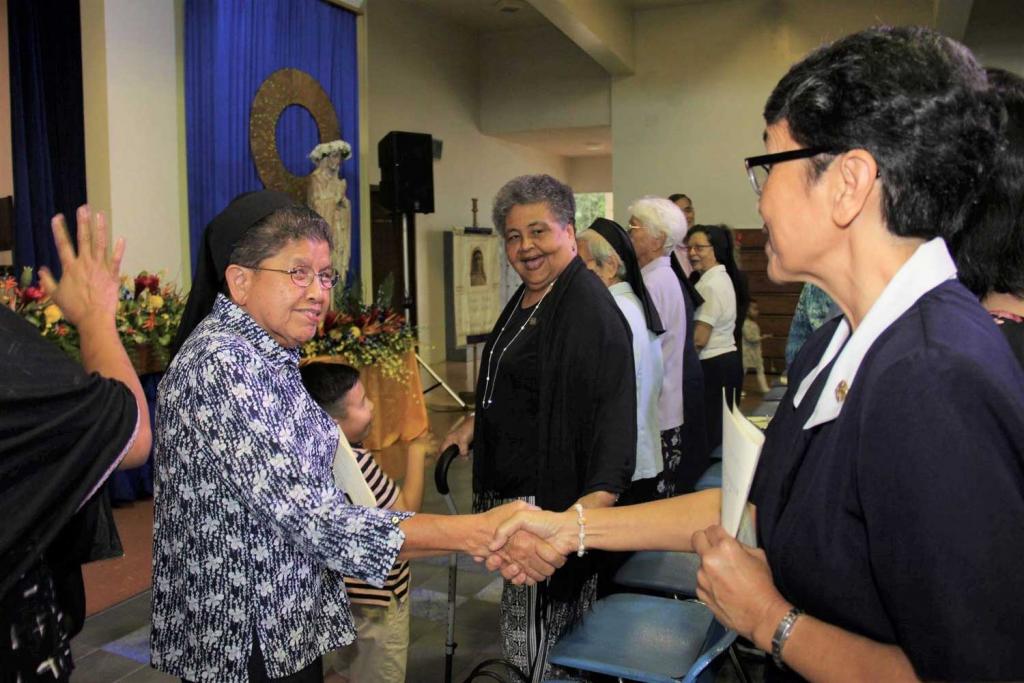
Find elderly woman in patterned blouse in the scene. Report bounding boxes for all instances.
[151,192,560,683]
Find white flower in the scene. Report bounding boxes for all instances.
[204,592,224,608]
[264,614,278,629]
[268,453,288,469]
[252,546,270,562]
[309,139,352,162]
[225,644,243,661]
[258,581,274,597]
[204,556,224,571]
[287,485,306,502]
[224,500,241,515]
[200,517,220,534]
[230,383,251,401]
[229,570,246,587]
[344,516,366,535]
[198,482,217,498]
[273,500,292,520]
[229,606,245,622]
[252,471,270,495]
[201,629,223,646]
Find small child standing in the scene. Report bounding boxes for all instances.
[742,299,772,393]
[300,362,432,683]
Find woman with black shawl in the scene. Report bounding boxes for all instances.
[1,207,151,681]
[441,175,636,681]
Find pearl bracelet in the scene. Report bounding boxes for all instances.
[573,503,586,557]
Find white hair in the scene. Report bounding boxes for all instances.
[578,229,626,281]
[628,196,688,255]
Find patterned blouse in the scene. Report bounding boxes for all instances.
[150,295,411,682]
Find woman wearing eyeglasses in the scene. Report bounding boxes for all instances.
[152,192,560,682]
[685,224,747,451]
[493,27,1024,682]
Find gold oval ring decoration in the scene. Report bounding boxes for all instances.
[250,68,341,202]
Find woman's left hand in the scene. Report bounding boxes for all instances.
[692,524,790,644]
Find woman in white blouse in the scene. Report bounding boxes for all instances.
[685,224,746,450]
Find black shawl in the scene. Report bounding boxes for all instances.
[0,307,138,600]
[172,190,298,355]
[588,217,664,335]
[473,256,637,597]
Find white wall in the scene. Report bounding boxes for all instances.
[480,24,610,134]
[366,0,569,362]
[81,0,188,283]
[568,155,612,193]
[964,0,1024,76]
[612,0,932,231]
[0,0,11,198]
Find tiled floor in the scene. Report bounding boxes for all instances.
[71,362,774,682]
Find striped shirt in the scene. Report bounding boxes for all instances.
[343,448,411,605]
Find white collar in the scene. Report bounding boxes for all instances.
[793,238,957,429]
[641,255,671,275]
[608,281,634,296]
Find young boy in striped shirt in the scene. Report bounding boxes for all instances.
[300,362,432,683]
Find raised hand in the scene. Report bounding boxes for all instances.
[38,206,125,329]
[691,524,790,644]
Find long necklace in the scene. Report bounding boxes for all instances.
[481,280,556,409]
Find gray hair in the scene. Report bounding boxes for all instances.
[492,174,575,236]
[627,196,687,256]
[229,205,334,267]
[578,229,626,281]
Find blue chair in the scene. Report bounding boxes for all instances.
[614,458,722,597]
[548,593,736,682]
[694,460,722,491]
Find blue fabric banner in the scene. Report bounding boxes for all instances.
[184,0,360,282]
[8,0,88,279]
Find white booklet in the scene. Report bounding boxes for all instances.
[721,394,765,537]
[332,431,376,508]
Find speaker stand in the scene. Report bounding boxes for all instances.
[397,212,468,410]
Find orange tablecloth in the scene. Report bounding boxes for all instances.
[302,351,429,450]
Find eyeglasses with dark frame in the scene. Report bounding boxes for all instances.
[249,266,341,289]
[743,147,836,196]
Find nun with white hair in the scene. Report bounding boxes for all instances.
[627,197,690,496]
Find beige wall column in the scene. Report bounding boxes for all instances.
[0,0,12,199]
[80,0,188,284]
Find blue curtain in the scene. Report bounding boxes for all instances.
[185,0,360,282]
[8,0,88,279]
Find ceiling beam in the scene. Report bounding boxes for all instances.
[528,0,634,76]
[932,0,974,40]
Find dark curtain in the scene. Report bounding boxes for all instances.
[8,0,88,279]
[185,0,360,282]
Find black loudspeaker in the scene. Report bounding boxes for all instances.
[379,131,435,214]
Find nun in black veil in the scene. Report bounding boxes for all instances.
[578,218,665,504]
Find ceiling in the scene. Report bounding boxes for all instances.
[405,0,705,33]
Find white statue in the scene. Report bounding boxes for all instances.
[307,139,352,284]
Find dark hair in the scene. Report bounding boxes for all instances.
[229,205,333,268]
[492,174,575,236]
[687,224,751,328]
[763,26,1002,243]
[668,193,691,204]
[954,67,1024,299]
[299,362,360,417]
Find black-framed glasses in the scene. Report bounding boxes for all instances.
[250,266,340,289]
[743,147,836,195]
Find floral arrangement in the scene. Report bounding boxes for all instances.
[301,277,416,381]
[2,267,186,372]
[308,139,352,163]
[2,268,80,359]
